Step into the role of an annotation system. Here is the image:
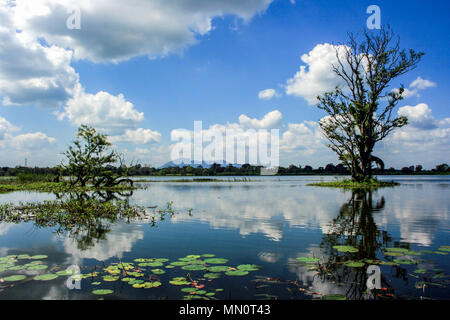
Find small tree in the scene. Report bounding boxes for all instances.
[317,26,424,181]
[61,125,132,188]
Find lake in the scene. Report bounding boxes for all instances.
[0,175,449,300]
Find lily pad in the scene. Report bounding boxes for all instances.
[181,287,198,293]
[414,269,426,274]
[383,251,404,257]
[144,281,161,288]
[151,269,165,275]
[56,270,76,276]
[92,289,114,295]
[322,294,347,300]
[185,255,201,259]
[404,251,422,256]
[208,266,230,272]
[343,261,365,268]
[33,274,58,281]
[204,273,221,279]
[181,264,206,271]
[170,261,189,266]
[237,264,261,271]
[27,264,48,271]
[393,259,416,265]
[204,258,228,264]
[385,247,409,253]
[202,254,216,258]
[30,255,48,260]
[103,275,119,282]
[333,245,358,253]
[170,277,190,286]
[296,257,320,264]
[3,275,26,282]
[225,270,249,276]
[8,265,26,271]
[121,277,135,282]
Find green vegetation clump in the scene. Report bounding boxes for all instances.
[307,178,399,189]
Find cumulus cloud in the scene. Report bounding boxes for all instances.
[377,103,450,168]
[280,121,324,153]
[56,89,144,132]
[0,115,56,165]
[110,128,162,145]
[170,110,280,166]
[285,43,347,105]
[398,103,436,129]
[11,0,273,63]
[410,77,436,91]
[258,88,278,100]
[393,76,436,99]
[0,116,19,139]
[0,4,78,107]
[239,109,282,129]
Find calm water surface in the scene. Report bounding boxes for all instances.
[0,175,449,300]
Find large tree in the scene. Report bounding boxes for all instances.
[60,125,132,188]
[317,26,423,181]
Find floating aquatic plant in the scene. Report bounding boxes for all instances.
[322,294,347,300]
[3,275,26,282]
[203,258,228,264]
[332,245,358,253]
[92,289,113,295]
[343,261,365,268]
[33,274,58,281]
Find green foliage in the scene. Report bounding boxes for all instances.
[61,125,132,188]
[308,178,399,189]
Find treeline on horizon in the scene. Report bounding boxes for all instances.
[1,163,449,177]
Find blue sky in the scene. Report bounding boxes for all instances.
[0,0,449,168]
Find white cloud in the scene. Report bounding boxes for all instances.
[170,110,280,165]
[0,116,18,139]
[11,0,273,63]
[239,109,282,129]
[258,88,278,100]
[110,128,162,145]
[410,77,436,91]
[377,103,450,168]
[0,115,56,165]
[0,4,78,107]
[285,43,347,105]
[398,103,436,129]
[56,89,144,132]
[280,121,324,153]
[393,76,436,99]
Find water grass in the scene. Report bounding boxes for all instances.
[138,178,254,183]
[0,181,137,194]
[307,178,399,189]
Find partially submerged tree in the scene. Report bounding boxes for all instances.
[60,125,133,188]
[317,26,424,181]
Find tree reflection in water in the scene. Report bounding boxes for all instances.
[1,190,187,252]
[316,189,407,300]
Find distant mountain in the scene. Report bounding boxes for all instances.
[158,159,242,169]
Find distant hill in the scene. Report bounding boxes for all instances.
[158,159,242,169]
